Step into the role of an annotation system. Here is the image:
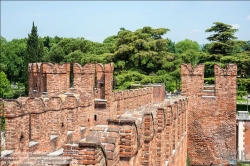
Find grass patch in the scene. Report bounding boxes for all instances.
[237,96,248,103]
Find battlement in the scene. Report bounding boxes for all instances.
[214,63,237,76]
[1,62,238,165]
[63,96,188,166]
[28,63,115,99]
[28,62,71,97]
[73,63,95,74]
[181,63,204,76]
[181,63,237,165]
[1,63,168,165]
[181,63,237,76]
[28,63,70,74]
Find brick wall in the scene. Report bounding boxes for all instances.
[2,95,90,153]
[0,62,179,166]
[152,84,165,104]
[181,63,237,165]
[28,63,70,97]
[63,142,107,165]
[63,96,187,166]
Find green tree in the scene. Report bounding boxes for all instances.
[38,39,45,62]
[112,26,170,73]
[43,36,52,51]
[108,26,184,91]
[175,39,200,54]
[0,71,13,98]
[166,38,176,53]
[2,39,26,83]
[103,35,116,53]
[205,22,246,55]
[0,36,8,72]
[24,21,40,95]
[244,40,250,51]
[181,50,200,67]
[48,44,65,63]
[175,39,200,67]
[26,22,39,62]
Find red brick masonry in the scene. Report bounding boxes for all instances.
[0,63,236,166]
[1,63,187,166]
[181,63,237,165]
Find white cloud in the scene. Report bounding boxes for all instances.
[231,24,240,29]
[193,29,200,32]
[247,15,250,20]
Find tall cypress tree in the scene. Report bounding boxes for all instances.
[23,21,40,95]
[26,21,39,62]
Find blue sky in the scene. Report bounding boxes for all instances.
[1,1,250,44]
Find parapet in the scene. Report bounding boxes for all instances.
[214,63,237,76]
[2,93,84,118]
[73,63,95,74]
[96,63,104,73]
[181,63,205,76]
[104,63,114,73]
[28,63,42,73]
[28,62,70,74]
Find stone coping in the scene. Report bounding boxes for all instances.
[1,150,14,157]
[94,98,107,102]
[29,141,39,147]
[50,135,58,140]
[47,148,63,156]
[201,96,216,98]
[67,131,73,135]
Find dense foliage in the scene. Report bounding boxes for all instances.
[0,22,249,98]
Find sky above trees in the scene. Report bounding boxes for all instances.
[1,1,250,44]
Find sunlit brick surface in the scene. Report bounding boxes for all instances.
[181,63,237,165]
[2,63,188,166]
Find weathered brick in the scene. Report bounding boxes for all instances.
[2,62,190,166]
[106,143,115,151]
[106,151,114,160]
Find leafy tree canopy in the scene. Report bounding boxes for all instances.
[111,26,170,73]
[0,71,13,98]
[205,22,247,55]
[175,39,200,54]
[1,22,249,93]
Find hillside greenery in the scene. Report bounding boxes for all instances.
[0,22,249,98]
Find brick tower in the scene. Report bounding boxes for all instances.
[181,63,237,165]
[28,63,70,97]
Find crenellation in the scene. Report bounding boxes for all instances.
[28,63,71,97]
[47,96,63,111]
[214,63,237,76]
[0,62,213,166]
[181,63,237,165]
[3,99,23,117]
[95,63,105,99]
[181,63,205,76]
